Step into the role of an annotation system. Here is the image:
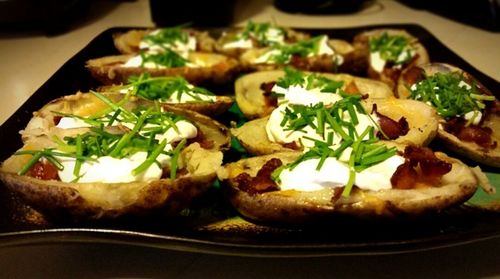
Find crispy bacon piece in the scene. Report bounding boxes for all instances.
[401,66,425,86]
[235,158,282,195]
[27,161,59,180]
[384,54,420,85]
[391,146,452,189]
[290,55,308,69]
[443,117,497,149]
[53,115,62,125]
[391,161,418,189]
[282,141,301,150]
[260,81,278,108]
[372,104,409,139]
[344,81,360,95]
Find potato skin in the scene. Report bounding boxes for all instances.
[0,93,230,220]
[0,165,216,220]
[214,27,310,58]
[98,86,234,117]
[86,53,240,85]
[113,29,216,54]
[234,70,394,119]
[232,98,439,156]
[397,63,500,168]
[238,39,364,74]
[218,151,479,224]
[353,29,430,90]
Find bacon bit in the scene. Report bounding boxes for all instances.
[402,66,425,86]
[391,146,452,189]
[260,81,278,108]
[290,55,308,69]
[27,161,59,180]
[234,158,282,195]
[391,161,418,189]
[260,81,276,94]
[344,81,360,95]
[53,115,62,126]
[443,117,497,149]
[331,187,345,203]
[282,141,301,150]
[372,104,409,139]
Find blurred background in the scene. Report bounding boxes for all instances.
[0,0,498,34]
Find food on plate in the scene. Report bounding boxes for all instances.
[98,73,233,116]
[113,26,216,55]
[235,68,394,119]
[0,92,230,219]
[218,144,490,223]
[232,74,438,155]
[353,29,430,90]
[86,50,240,85]
[215,21,310,58]
[397,63,500,167]
[239,33,365,74]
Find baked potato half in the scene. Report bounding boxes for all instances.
[98,74,233,117]
[1,92,231,219]
[397,63,500,168]
[235,70,394,119]
[113,27,216,54]
[217,148,485,224]
[353,28,430,90]
[232,98,439,155]
[239,35,365,75]
[214,21,310,58]
[85,52,240,85]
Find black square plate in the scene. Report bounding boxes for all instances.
[0,24,498,257]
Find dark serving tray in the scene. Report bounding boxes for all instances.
[0,24,498,257]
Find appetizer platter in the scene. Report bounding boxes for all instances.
[0,24,498,257]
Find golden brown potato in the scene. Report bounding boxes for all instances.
[232,98,439,155]
[234,70,394,119]
[0,93,231,219]
[85,52,240,85]
[217,150,482,224]
[353,29,430,90]
[397,63,500,168]
[113,28,216,54]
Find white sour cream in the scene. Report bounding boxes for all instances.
[139,30,196,58]
[271,82,342,106]
[254,35,336,64]
[54,117,198,183]
[278,154,405,192]
[122,54,199,69]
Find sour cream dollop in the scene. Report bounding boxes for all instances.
[278,154,405,192]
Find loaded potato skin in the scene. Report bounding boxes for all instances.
[217,149,479,224]
[234,70,394,120]
[0,93,230,220]
[86,52,240,85]
[353,29,430,90]
[397,63,500,167]
[232,98,439,156]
